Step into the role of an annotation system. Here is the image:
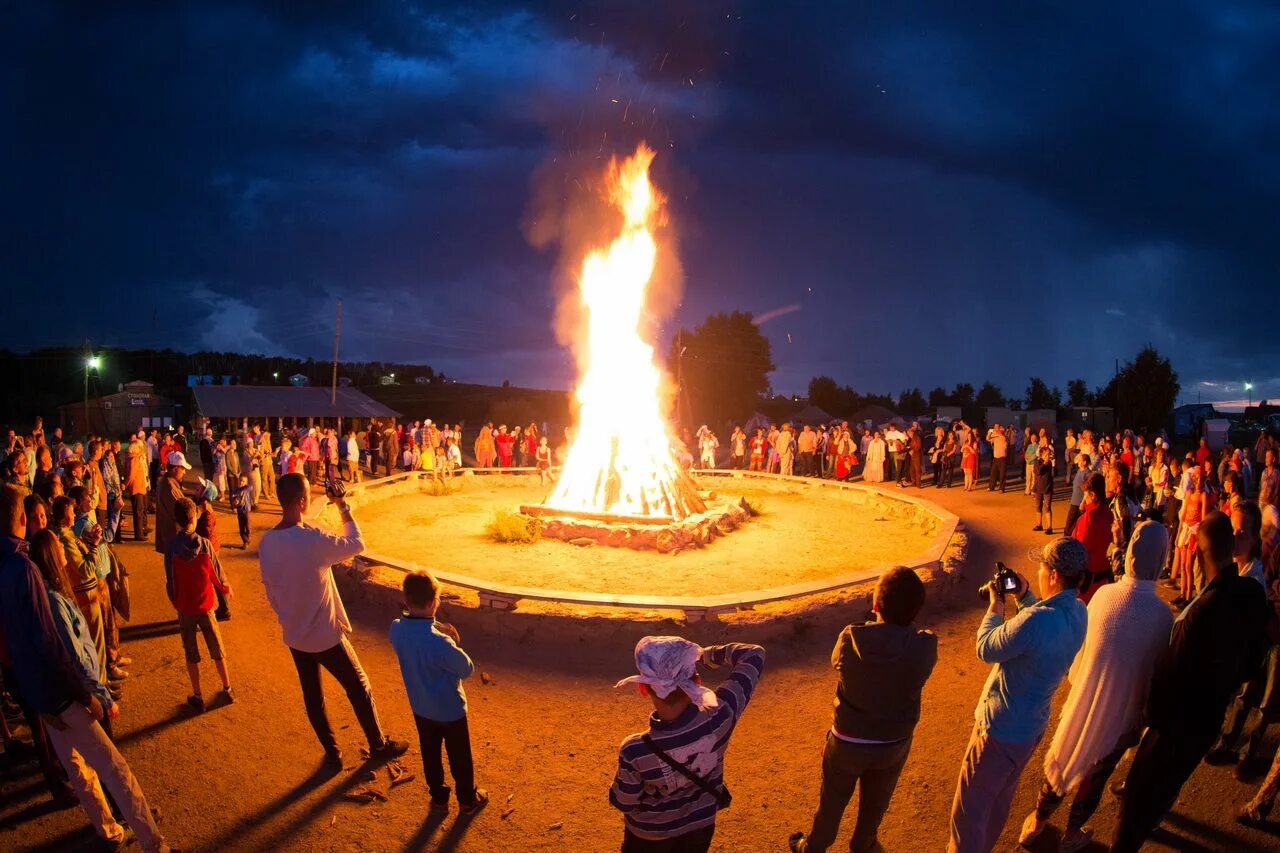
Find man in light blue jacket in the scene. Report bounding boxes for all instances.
[948,538,1089,853]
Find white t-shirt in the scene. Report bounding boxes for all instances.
[258,517,364,653]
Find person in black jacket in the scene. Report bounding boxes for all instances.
[790,567,938,853]
[1111,510,1270,852]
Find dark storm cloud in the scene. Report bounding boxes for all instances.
[3,2,1278,402]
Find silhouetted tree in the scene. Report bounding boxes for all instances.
[671,311,775,427]
[1104,345,1180,434]
[808,375,857,418]
[927,387,951,408]
[975,382,1005,409]
[1066,378,1092,407]
[898,388,927,415]
[1025,377,1061,411]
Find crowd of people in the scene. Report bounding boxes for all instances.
[1,411,1280,851]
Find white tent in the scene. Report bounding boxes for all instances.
[744,411,771,434]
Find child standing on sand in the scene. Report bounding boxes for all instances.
[389,570,488,815]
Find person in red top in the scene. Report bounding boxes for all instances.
[749,429,767,472]
[1072,473,1114,604]
[1195,437,1212,467]
[164,497,233,712]
[495,426,516,468]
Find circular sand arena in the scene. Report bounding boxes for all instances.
[317,470,959,622]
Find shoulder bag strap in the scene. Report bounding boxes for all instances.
[641,734,731,808]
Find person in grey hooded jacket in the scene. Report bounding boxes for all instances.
[790,567,938,853]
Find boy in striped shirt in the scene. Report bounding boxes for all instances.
[610,636,766,851]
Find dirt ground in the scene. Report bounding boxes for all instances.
[348,476,936,597]
[2,474,1278,852]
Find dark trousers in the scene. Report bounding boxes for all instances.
[799,452,816,477]
[803,733,912,853]
[413,714,476,805]
[1034,732,1135,830]
[130,493,148,540]
[621,824,715,853]
[236,511,250,544]
[1112,727,1216,853]
[288,638,385,754]
[2,666,67,800]
[1218,645,1280,765]
[304,460,318,485]
[989,457,1007,491]
[1062,503,1082,538]
[908,453,922,487]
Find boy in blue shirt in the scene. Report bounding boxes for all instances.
[389,570,488,814]
[231,474,252,549]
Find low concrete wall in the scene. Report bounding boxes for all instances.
[332,468,962,625]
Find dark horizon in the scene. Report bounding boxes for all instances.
[6,3,1278,410]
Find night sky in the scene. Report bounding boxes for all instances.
[6,3,1278,408]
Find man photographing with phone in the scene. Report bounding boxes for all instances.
[258,473,409,769]
[947,538,1088,853]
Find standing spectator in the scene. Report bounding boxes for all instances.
[907,423,924,488]
[100,441,122,544]
[257,474,408,768]
[257,428,275,501]
[947,538,1088,853]
[345,430,361,483]
[494,426,515,468]
[797,425,816,477]
[323,428,340,484]
[884,424,906,485]
[1023,429,1039,496]
[300,429,320,485]
[50,495,110,685]
[777,423,796,477]
[1112,511,1270,852]
[1260,449,1279,508]
[730,426,747,470]
[1031,445,1055,534]
[1206,501,1277,773]
[1062,454,1091,537]
[125,439,149,541]
[165,497,233,712]
[748,428,766,472]
[789,568,937,853]
[198,428,214,480]
[231,474,252,549]
[610,636,765,852]
[960,431,979,492]
[535,437,552,486]
[864,431,886,483]
[1016,522,1173,852]
[986,425,1008,492]
[389,570,487,814]
[0,487,173,852]
[473,424,495,469]
[700,426,721,470]
[1071,474,1113,604]
[154,451,189,556]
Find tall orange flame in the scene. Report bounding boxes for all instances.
[545,145,701,520]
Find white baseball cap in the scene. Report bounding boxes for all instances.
[166,451,192,470]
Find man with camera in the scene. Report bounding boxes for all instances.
[258,473,409,768]
[948,539,1088,853]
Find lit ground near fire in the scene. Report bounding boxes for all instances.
[344,474,938,598]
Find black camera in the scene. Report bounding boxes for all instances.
[979,561,1021,599]
[324,477,346,501]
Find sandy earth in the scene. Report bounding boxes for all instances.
[2,474,1278,852]
[347,476,937,598]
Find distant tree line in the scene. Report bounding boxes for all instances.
[0,346,439,427]
[806,344,1179,433]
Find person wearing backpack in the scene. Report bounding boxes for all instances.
[610,636,765,852]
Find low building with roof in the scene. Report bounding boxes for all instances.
[58,381,175,437]
[191,385,400,434]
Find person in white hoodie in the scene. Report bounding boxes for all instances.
[1016,520,1174,852]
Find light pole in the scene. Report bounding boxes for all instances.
[1245,382,1254,407]
[84,355,101,437]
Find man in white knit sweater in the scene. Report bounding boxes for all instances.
[1017,521,1174,852]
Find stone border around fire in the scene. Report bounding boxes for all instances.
[321,467,961,623]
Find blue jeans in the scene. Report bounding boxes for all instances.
[104,498,123,543]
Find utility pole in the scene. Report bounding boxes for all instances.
[331,300,342,405]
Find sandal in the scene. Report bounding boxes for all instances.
[1017,812,1046,847]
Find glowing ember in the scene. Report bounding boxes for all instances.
[544,144,705,520]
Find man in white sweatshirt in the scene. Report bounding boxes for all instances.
[1016,521,1174,852]
[258,473,407,768]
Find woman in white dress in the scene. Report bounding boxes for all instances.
[863,430,887,483]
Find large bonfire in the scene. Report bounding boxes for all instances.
[542,145,705,521]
